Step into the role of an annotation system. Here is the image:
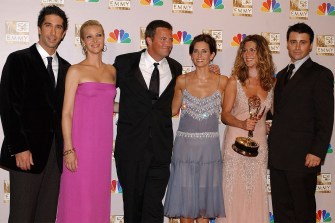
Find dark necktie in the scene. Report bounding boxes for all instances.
[284,63,295,85]
[47,57,56,88]
[149,62,160,103]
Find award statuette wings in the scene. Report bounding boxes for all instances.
[232,95,265,157]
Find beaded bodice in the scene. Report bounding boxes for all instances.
[176,89,221,137]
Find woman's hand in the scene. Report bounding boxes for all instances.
[64,151,78,172]
[242,118,257,131]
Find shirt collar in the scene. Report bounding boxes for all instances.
[142,50,167,69]
[36,43,57,61]
[290,55,310,72]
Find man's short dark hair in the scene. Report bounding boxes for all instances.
[38,5,68,31]
[287,23,314,43]
[144,20,172,44]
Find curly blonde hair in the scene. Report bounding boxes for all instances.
[231,34,276,91]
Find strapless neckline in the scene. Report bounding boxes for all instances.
[79,82,115,86]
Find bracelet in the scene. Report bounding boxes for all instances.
[63,148,75,156]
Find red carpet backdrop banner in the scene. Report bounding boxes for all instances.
[0,0,334,222]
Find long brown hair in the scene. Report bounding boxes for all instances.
[231,34,276,91]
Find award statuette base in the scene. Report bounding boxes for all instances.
[232,137,259,157]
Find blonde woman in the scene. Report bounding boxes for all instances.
[57,20,117,223]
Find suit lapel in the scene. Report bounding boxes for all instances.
[278,58,313,108]
[134,66,148,90]
[130,50,148,90]
[30,45,55,95]
[159,57,178,98]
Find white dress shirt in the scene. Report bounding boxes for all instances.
[36,43,59,84]
[139,50,172,96]
[288,55,310,79]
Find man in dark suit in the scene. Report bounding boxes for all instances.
[268,23,334,223]
[113,20,182,223]
[0,5,70,222]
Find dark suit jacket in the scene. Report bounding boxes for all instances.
[114,50,182,164]
[0,44,70,173]
[268,58,334,172]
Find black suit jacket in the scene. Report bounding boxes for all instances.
[114,50,182,163]
[0,44,70,173]
[268,58,334,172]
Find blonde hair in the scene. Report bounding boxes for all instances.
[79,20,105,54]
[232,34,276,91]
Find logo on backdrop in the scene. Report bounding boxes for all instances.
[107,29,131,43]
[112,140,116,160]
[269,212,275,223]
[109,0,131,10]
[317,3,335,16]
[203,29,223,52]
[173,31,193,44]
[316,35,335,56]
[74,24,82,46]
[5,21,29,44]
[110,215,124,223]
[140,0,164,6]
[140,27,147,49]
[316,173,331,193]
[266,173,271,193]
[261,32,280,54]
[327,144,333,153]
[76,0,99,2]
[41,0,64,6]
[172,0,193,14]
[290,0,308,19]
[233,0,253,17]
[230,33,247,46]
[316,210,332,222]
[202,0,224,10]
[182,66,193,75]
[3,180,10,203]
[261,0,282,13]
[111,180,123,194]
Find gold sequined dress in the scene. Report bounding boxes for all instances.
[216,80,273,223]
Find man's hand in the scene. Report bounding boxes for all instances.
[305,153,321,168]
[209,64,221,74]
[15,150,34,170]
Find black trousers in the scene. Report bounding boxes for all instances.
[115,148,170,223]
[270,167,317,223]
[9,141,61,223]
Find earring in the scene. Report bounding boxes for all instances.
[82,45,87,55]
[103,44,107,52]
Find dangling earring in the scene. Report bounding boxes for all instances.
[103,44,107,52]
[82,45,87,55]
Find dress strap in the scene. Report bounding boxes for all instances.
[217,75,221,90]
[184,73,187,91]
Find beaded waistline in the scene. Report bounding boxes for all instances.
[176,131,219,138]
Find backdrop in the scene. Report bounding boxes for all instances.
[0,0,334,222]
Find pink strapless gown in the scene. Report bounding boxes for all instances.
[57,82,116,223]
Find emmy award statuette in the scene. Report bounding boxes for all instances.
[232,95,265,157]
